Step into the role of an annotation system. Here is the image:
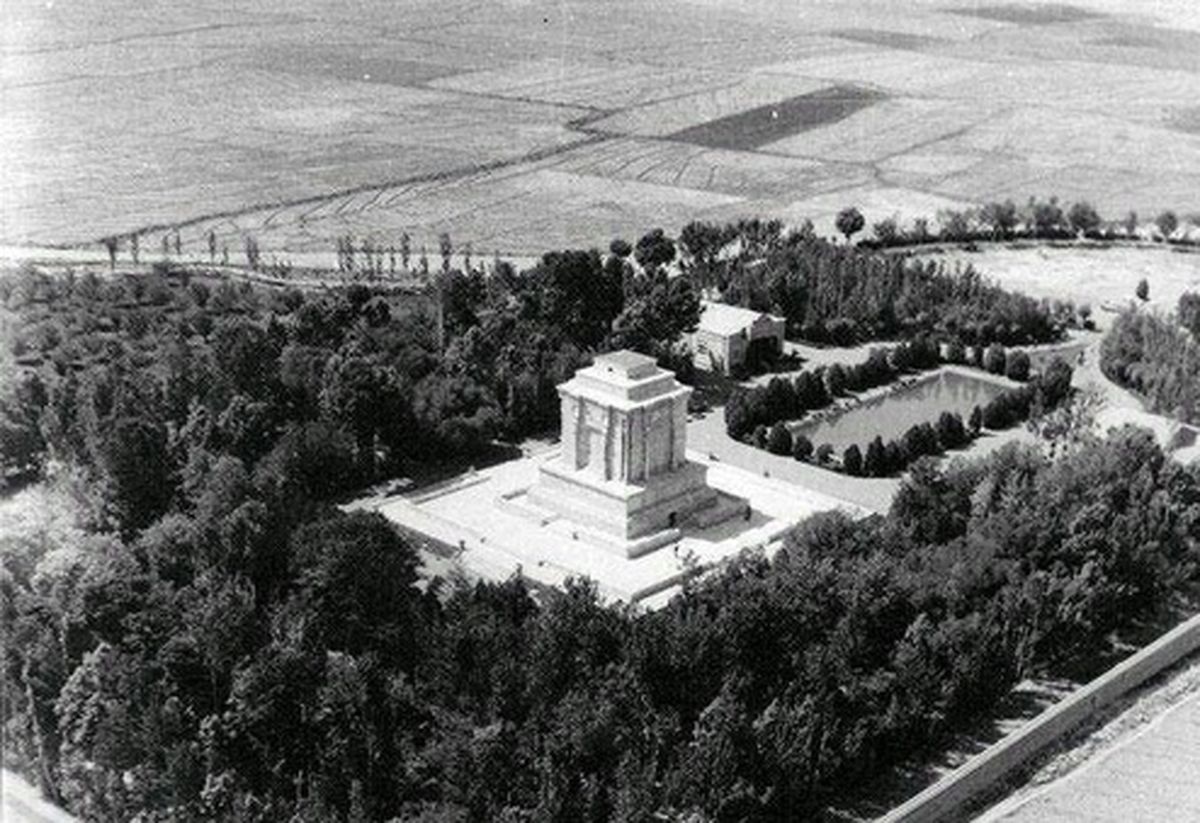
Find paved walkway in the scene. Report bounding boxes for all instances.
[687,408,900,514]
[2,770,75,823]
[371,449,862,606]
[978,683,1200,822]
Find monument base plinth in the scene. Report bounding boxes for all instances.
[528,459,720,549]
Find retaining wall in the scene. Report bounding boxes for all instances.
[879,611,1200,823]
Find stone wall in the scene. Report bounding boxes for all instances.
[879,612,1200,823]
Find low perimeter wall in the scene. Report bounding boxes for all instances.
[879,611,1200,823]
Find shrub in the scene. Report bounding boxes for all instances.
[767,422,792,455]
[825,363,847,397]
[864,436,887,477]
[792,433,814,462]
[842,444,863,476]
[904,422,942,457]
[815,443,834,465]
[984,343,1007,375]
[936,412,967,450]
[753,424,769,449]
[1156,211,1178,240]
[944,339,966,364]
[1006,350,1031,382]
[969,405,983,436]
[1136,278,1149,302]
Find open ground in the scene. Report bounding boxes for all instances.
[5,0,1200,260]
[908,242,1200,326]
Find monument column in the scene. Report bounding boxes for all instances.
[672,392,688,469]
[561,392,578,469]
[612,409,630,483]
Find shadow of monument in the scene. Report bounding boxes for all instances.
[678,504,772,546]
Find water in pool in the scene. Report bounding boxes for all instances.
[795,369,1009,452]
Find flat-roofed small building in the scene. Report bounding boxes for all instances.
[688,301,785,374]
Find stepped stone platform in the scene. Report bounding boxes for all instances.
[377,353,866,604]
[378,450,865,605]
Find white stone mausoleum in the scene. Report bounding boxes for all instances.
[376,348,865,604]
[528,350,736,554]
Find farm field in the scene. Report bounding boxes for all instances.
[4,0,1200,258]
[908,242,1200,324]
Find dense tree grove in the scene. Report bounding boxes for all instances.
[0,242,702,493]
[1,241,1196,821]
[679,219,1069,346]
[1101,310,1200,424]
[5,411,1197,820]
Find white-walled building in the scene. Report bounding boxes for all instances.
[688,301,786,374]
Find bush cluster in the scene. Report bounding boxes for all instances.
[770,410,975,478]
[756,359,1073,477]
[726,338,941,439]
[727,338,1032,442]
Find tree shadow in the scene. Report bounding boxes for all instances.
[401,441,523,490]
[821,681,1065,821]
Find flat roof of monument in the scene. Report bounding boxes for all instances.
[592,349,659,380]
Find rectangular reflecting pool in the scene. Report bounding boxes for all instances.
[794,368,1011,452]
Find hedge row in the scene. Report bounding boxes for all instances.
[748,359,1075,476]
[726,339,1033,441]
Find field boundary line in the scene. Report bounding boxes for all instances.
[70,134,613,249]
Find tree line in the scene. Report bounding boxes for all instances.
[745,358,1073,477]
[838,196,1193,249]
[725,338,1035,442]
[679,218,1072,347]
